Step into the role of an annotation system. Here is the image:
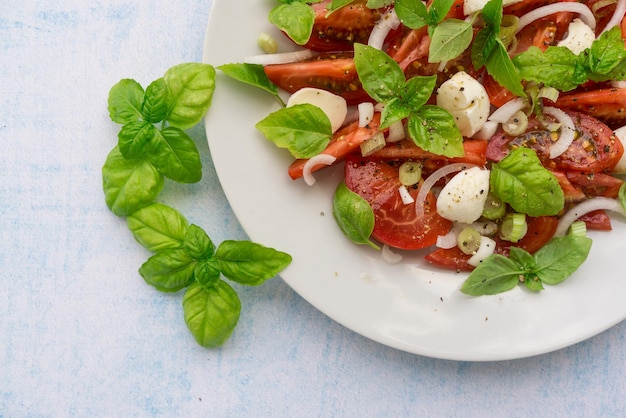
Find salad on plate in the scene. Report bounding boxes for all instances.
[217,0,626,296]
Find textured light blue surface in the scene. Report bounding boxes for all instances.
[1,1,625,416]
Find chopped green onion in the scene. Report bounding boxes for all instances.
[360,132,386,157]
[457,227,482,255]
[568,220,587,237]
[499,213,528,243]
[538,86,559,103]
[499,15,520,49]
[399,162,422,186]
[481,193,506,220]
[258,32,278,54]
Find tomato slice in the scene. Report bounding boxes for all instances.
[554,88,626,130]
[344,157,452,250]
[565,171,624,198]
[486,110,624,173]
[264,53,371,105]
[303,0,383,52]
[578,210,612,231]
[371,139,488,167]
[424,247,474,272]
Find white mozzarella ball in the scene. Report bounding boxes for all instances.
[287,87,348,133]
[557,18,595,55]
[611,125,626,174]
[437,167,491,224]
[436,71,490,137]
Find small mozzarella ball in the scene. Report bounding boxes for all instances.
[287,87,347,133]
[557,18,595,55]
[464,0,522,16]
[611,125,626,174]
[437,167,491,224]
[436,71,490,137]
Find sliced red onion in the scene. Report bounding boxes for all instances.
[244,49,315,65]
[556,197,626,236]
[398,185,415,205]
[488,98,528,123]
[544,106,576,159]
[601,0,626,33]
[382,244,403,264]
[468,236,497,266]
[302,154,337,186]
[415,163,476,218]
[368,9,401,50]
[516,3,596,35]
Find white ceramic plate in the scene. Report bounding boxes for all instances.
[202,0,626,361]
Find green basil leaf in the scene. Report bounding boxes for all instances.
[508,246,535,270]
[394,0,428,29]
[513,46,585,92]
[182,280,241,348]
[534,234,592,285]
[255,104,332,159]
[163,63,216,130]
[142,78,173,123]
[193,258,221,291]
[102,146,164,217]
[460,254,524,296]
[217,63,283,104]
[428,0,456,24]
[183,224,215,260]
[380,97,411,129]
[403,74,437,109]
[485,41,525,97]
[471,28,496,69]
[367,0,393,8]
[428,19,473,63]
[326,0,354,16]
[269,2,315,45]
[127,203,189,252]
[139,248,197,292]
[481,0,502,30]
[147,127,202,183]
[407,105,464,157]
[332,182,379,250]
[588,26,626,76]
[118,121,155,159]
[107,78,144,124]
[215,240,292,286]
[522,276,544,291]
[354,43,405,102]
[490,147,564,216]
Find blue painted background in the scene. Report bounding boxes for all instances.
[0,1,624,416]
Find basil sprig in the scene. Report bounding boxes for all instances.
[102,64,292,348]
[333,182,379,249]
[353,43,464,157]
[461,233,592,296]
[129,203,292,347]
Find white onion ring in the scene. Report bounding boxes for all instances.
[544,106,576,159]
[382,245,403,264]
[488,98,528,123]
[468,236,497,267]
[358,102,374,127]
[244,49,315,65]
[555,197,626,236]
[516,2,596,34]
[415,163,476,217]
[368,9,401,50]
[601,0,626,33]
[302,154,337,186]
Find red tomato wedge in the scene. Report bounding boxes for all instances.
[303,0,383,52]
[264,53,371,105]
[371,139,488,167]
[554,88,626,130]
[486,110,624,173]
[344,157,452,250]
